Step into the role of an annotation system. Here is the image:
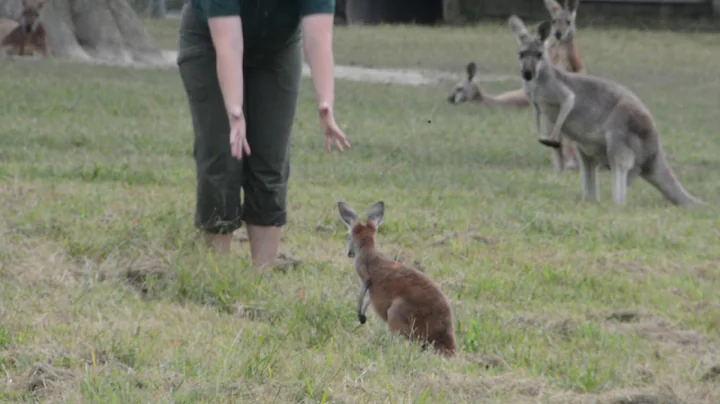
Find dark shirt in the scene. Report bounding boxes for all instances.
[190,0,335,52]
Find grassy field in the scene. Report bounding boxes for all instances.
[1,16,719,403]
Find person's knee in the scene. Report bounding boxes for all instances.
[189,99,233,173]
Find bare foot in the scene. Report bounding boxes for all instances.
[257,253,302,273]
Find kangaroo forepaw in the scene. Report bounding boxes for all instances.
[358,314,367,324]
[538,139,562,149]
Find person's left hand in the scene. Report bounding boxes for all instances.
[319,103,350,153]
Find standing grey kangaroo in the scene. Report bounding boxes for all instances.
[448,0,587,174]
[508,15,704,207]
[337,201,457,357]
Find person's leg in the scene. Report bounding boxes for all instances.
[242,41,303,270]
[177,4,243,254]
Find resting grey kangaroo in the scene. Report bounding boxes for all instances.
[337,201,456,357]
[508,15,704,207]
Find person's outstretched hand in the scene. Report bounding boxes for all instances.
[319,103,350,153]
[228,106,251,160]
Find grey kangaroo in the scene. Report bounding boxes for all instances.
[509,15,704,207]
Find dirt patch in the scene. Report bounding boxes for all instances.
[417,372,544,401]
[622,321,703,347]
[505,313,583,337]
[429,228,498,247]
[597,310,704,348]
[593,257,720,283]
[231,303,267,321]
[302,64,516,87]
[125,267,166,295]
[13,363,77,397]
[606,310,648,323]
[701,364,720,382]
[115,251,172,295]
[507,314,545,328]
[465,353,507,371]
[547,386,684,404]
[37,49,517,87]
[599,387,683,404]
[0,237,82,285]
[508,311,705,349]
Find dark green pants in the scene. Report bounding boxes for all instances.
[177,4,302,234]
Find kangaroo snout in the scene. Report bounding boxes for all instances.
[522,70,533,81]
[554,30,562,40]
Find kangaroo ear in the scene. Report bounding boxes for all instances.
[537,20,552,42]
[566,0,579,13]
[544,0,563,14]
[465,62,477,81]
[508,15,531,45]
[338,202,359,228]
[366,201,385,227]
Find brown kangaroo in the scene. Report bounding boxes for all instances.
[338,201,457,357]
[1,0,49,58]
[448,0,586,174]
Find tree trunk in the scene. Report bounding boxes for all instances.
[0,0,165,65]
[146,0,166,19]
[0,0,20,17]
[334,0,347,25]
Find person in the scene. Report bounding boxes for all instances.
[176,0,350,270]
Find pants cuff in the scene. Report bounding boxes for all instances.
[242,205,287,227]
[194,215,243,235]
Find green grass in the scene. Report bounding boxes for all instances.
[0,17,719,403]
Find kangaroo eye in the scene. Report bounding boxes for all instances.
[566,20,571,25]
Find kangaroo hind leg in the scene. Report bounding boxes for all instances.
[578,148,599,202]
[387,298,430,352]
[431,323,457,357]
[547,119,565,175]
[607,131,635,206]
[562,138,579,171]
[387,298,413,337]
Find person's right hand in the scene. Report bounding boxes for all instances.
[228,106,251,160]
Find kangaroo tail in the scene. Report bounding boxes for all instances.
[643,149,704,207]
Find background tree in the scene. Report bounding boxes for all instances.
[146,0,166,19]
[0,0,166,65]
